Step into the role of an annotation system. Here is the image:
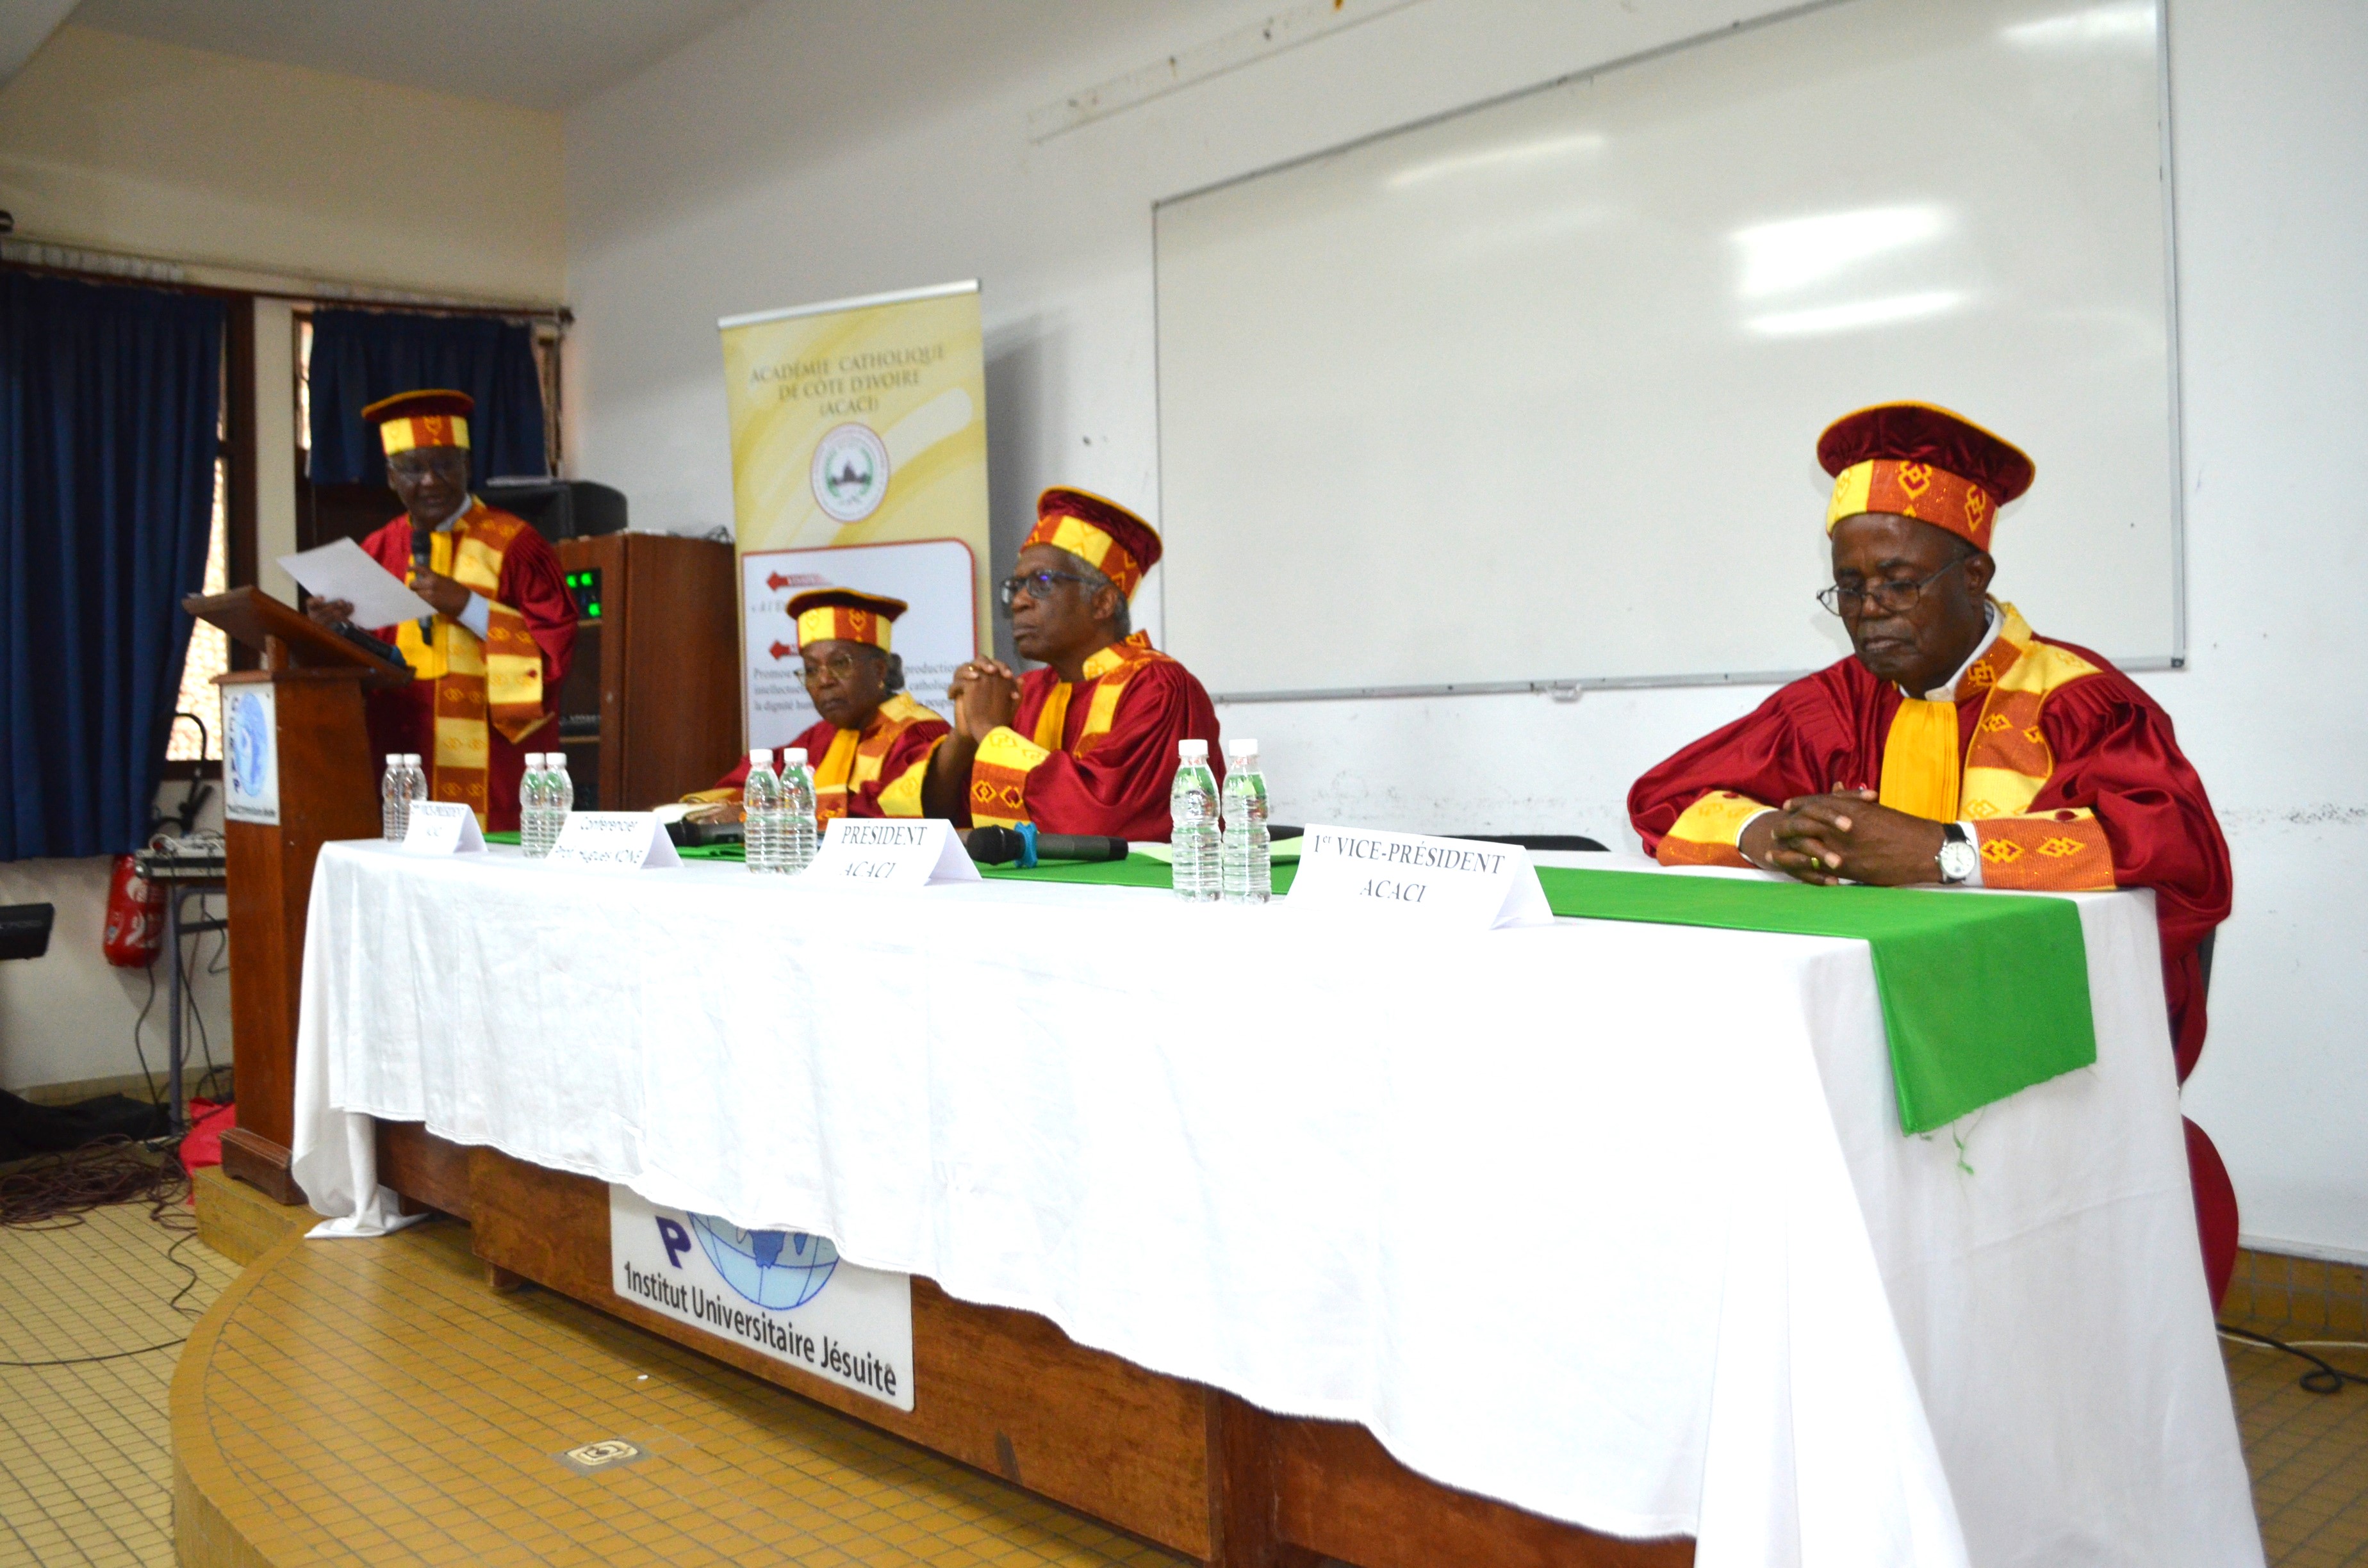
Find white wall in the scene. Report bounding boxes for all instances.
[0,24,566,302]
[564,0,2368,1259]
[0,790,230,1097]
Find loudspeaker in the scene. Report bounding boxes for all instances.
[480,478,628,541]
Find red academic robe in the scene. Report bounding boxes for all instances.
[358,502,576,833]
[1631,604,2238,1298]
[702,696,950,821]
[966,633,1223,840]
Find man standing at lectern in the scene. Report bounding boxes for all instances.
[921,487,1221,838]
[303,389,575,831]
[1627,401,2238,1299]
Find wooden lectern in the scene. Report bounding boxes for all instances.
[185,587,412,1203]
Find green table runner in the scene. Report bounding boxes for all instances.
[976,854,2094,1134]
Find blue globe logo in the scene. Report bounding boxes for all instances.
[689,1214,838,1310]
[228,692,271,799]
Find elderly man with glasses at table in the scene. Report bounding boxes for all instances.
[921,488,1222,840]
[1627,400,2238,1300]
[685,589,950,823]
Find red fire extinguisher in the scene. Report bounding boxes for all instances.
[103,854,165,968]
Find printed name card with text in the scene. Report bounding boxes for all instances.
[802,818,979,888]
[401,801,486,855]
[1287,826,1552,931]
[547,812,682,873]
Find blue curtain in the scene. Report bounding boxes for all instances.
[1,273,224,860]
[307,310,547,486]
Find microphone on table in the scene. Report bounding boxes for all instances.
[963,825,1129,868]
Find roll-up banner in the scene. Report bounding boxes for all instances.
[718,281,989,751]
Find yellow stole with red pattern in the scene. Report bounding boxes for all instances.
[970,633,1167,829]
[1875,601,2114,886]
[809,694,939,821]
[391,502,551,826]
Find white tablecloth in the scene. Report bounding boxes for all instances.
[290,842,2258,1568]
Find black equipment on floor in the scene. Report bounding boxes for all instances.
[0,902,54,961]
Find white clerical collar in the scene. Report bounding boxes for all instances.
[1911,601,2002,702]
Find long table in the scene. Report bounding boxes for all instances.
[289,842,2259,1568]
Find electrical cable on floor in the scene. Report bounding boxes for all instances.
[2218,1323,2368,1395]
[0,1136,205,1370]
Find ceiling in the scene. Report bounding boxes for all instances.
[60,0,766,111]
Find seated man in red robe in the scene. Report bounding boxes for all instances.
[921,488,1221,839]
[683,589,950,822]
[302,389,574,832]
[1628,402,2238,1300]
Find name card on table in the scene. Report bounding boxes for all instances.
[802,818,980,888]
[547,812,682,873]
[401,801,486,855]
[1287,825,1552,931]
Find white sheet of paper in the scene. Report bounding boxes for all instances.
[1286,825,1553,930]
[801,818,979,888]
[402,801,486,855]
[547,812,682,874]
[277,537,436,627]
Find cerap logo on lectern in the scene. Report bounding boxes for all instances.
[607,1184,916,1410]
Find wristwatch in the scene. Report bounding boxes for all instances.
[1937,822,1978,886]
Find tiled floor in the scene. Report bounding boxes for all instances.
[174,1218,1183,1568]
[1,1201,2364,1566]
[0,1199,240,1566]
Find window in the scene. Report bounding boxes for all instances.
[168,345,232,763]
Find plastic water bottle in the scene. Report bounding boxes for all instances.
[742,749,782,873]
[1170,739,1220,902]
[518,754,547,856]
[546,751,574,845]
[403,753,428,820]
[1221,738,1270,904]
[382,753,409,841]
[780,747,819,872]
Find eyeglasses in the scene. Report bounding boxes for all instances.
[386,451,468,480]
[997,571,1091,610]
[1817,557,1967,617]
[798,651,875,686]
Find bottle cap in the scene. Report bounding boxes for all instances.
[1179,739,1208,759]
[388,753,404,765]
[750,747,771,764]
[404,753,422,765]
[522,753,539,767]
[1226,738,1257,755]
[784,747,808,764]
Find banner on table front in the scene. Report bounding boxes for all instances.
[609,1184,914,1410]
[719,282,990,751]
[742,541,976,749]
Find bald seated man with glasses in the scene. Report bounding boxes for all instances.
[684,589,949,823]
[920,487,1221,839]
[1628,401,2238,1300]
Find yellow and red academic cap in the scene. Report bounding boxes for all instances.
[1024,487,1162,600]
[788,588,906,653]
[361,389,473,456]
[1818,402,2034,553]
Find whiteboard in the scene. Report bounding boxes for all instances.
[1155,0,2179,698]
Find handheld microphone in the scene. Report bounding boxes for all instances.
[963,825,1129,868]
[410,525,434,635]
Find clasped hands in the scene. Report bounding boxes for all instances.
[1738,787,1947,886]
[946,659,1023,742]
[304,572,472,630]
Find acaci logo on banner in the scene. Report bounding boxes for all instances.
[608,1184,914,1410]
